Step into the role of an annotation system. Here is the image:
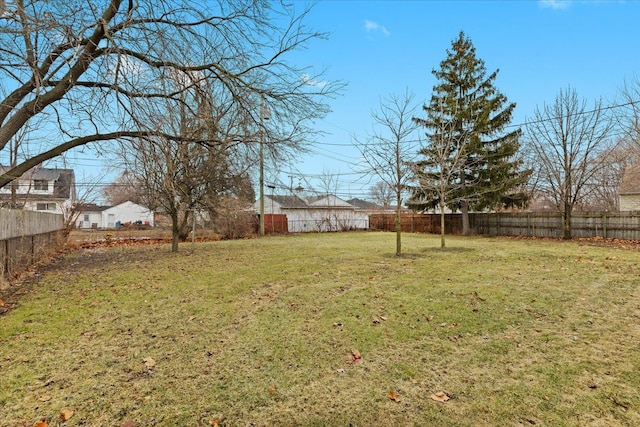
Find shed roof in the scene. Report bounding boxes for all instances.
[268,195,308,208]
[347,198,383,210]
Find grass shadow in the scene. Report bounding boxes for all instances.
[420,246,475,253]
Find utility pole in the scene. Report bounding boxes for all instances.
[259,94,270,236]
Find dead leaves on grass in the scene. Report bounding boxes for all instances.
[59,408,74,421]
[30,409,74,427]
[347,350,362,365]
[430,391,450,402]
[143,356,156,372]
[388,390,401,402]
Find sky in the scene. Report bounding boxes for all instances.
[266,0,640,201]
[22,0,640,203]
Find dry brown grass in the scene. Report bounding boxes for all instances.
[1,232,640,426]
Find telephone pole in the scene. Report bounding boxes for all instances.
[259,95,270,236]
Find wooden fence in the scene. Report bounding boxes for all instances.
[1,209,65,284]
[369,213,464,235]
[369,212,640,240]
[470,212,640,240]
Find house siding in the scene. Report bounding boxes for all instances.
[620,194,640,212]
[76,201,154,229]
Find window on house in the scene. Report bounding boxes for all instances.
[36,203,56,211]
[34,180,48,191]
[83,214,90,222]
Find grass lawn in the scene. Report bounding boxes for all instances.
[1,232,640,426]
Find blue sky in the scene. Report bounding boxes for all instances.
[273,0,640,200]
[24,0,640,202]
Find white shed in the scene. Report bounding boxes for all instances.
[255,194,369,232]
[77,201,154,229]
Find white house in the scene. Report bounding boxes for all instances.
[254,194,369,232]
[0,165,75,215]
[76,201,154,229]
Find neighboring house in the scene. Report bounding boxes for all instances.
[619,165,640,211]
[76,201,154,229]
[255,194,369,232]
[0,165,76,215]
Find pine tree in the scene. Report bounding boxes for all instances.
[411,31,530,234]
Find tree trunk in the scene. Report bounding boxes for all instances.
[171,212,180,252]
[563,202,572,240]
[461,200,470,235]
[440,199,446,249]
[395,196,402,256]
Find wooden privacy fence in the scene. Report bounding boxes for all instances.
[1,209,65,283]
[369,212,640,240]
[369,213,464,235]
[264,214,288,234]
[470,212,640,240]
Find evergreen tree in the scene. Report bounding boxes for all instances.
[411,31,530,234]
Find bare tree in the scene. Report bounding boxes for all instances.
[411,101,470,249]
[526,86,614,239]
[102,171,145,206]
[579,141,640,211]
[356,91,419,256]
[369,181,393,207]
[617,76,640,149]
[122,76,253,252]
[0,0,342,189]
[317,168,340,196]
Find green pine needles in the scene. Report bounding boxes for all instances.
[411,31,530,234]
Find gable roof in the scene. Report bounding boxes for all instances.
[77,203,110,212]
[619,165,640,195]
[265,194,357,209]
[305,195,354,208]
[347,198,383,210]
[268,195,308,208]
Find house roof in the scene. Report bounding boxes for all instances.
[619,165,640,195]
[265,194,357,209]
[268,195,308,208]
[76,203,110,212]
[347,198,383,210]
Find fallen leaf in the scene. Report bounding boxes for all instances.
[121,421,137,427]
[35,421,48,427]
[0,299,5,306]
[209,420,220,427]
[372,316,381,324]
[430,391,450,402]
[59,408,74,421]
[388,390,400,402]
[39,395,52,402]
[143,357,156,369]
[380,316,388,321]
[347,350,362,365]
[268,387,276,393]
